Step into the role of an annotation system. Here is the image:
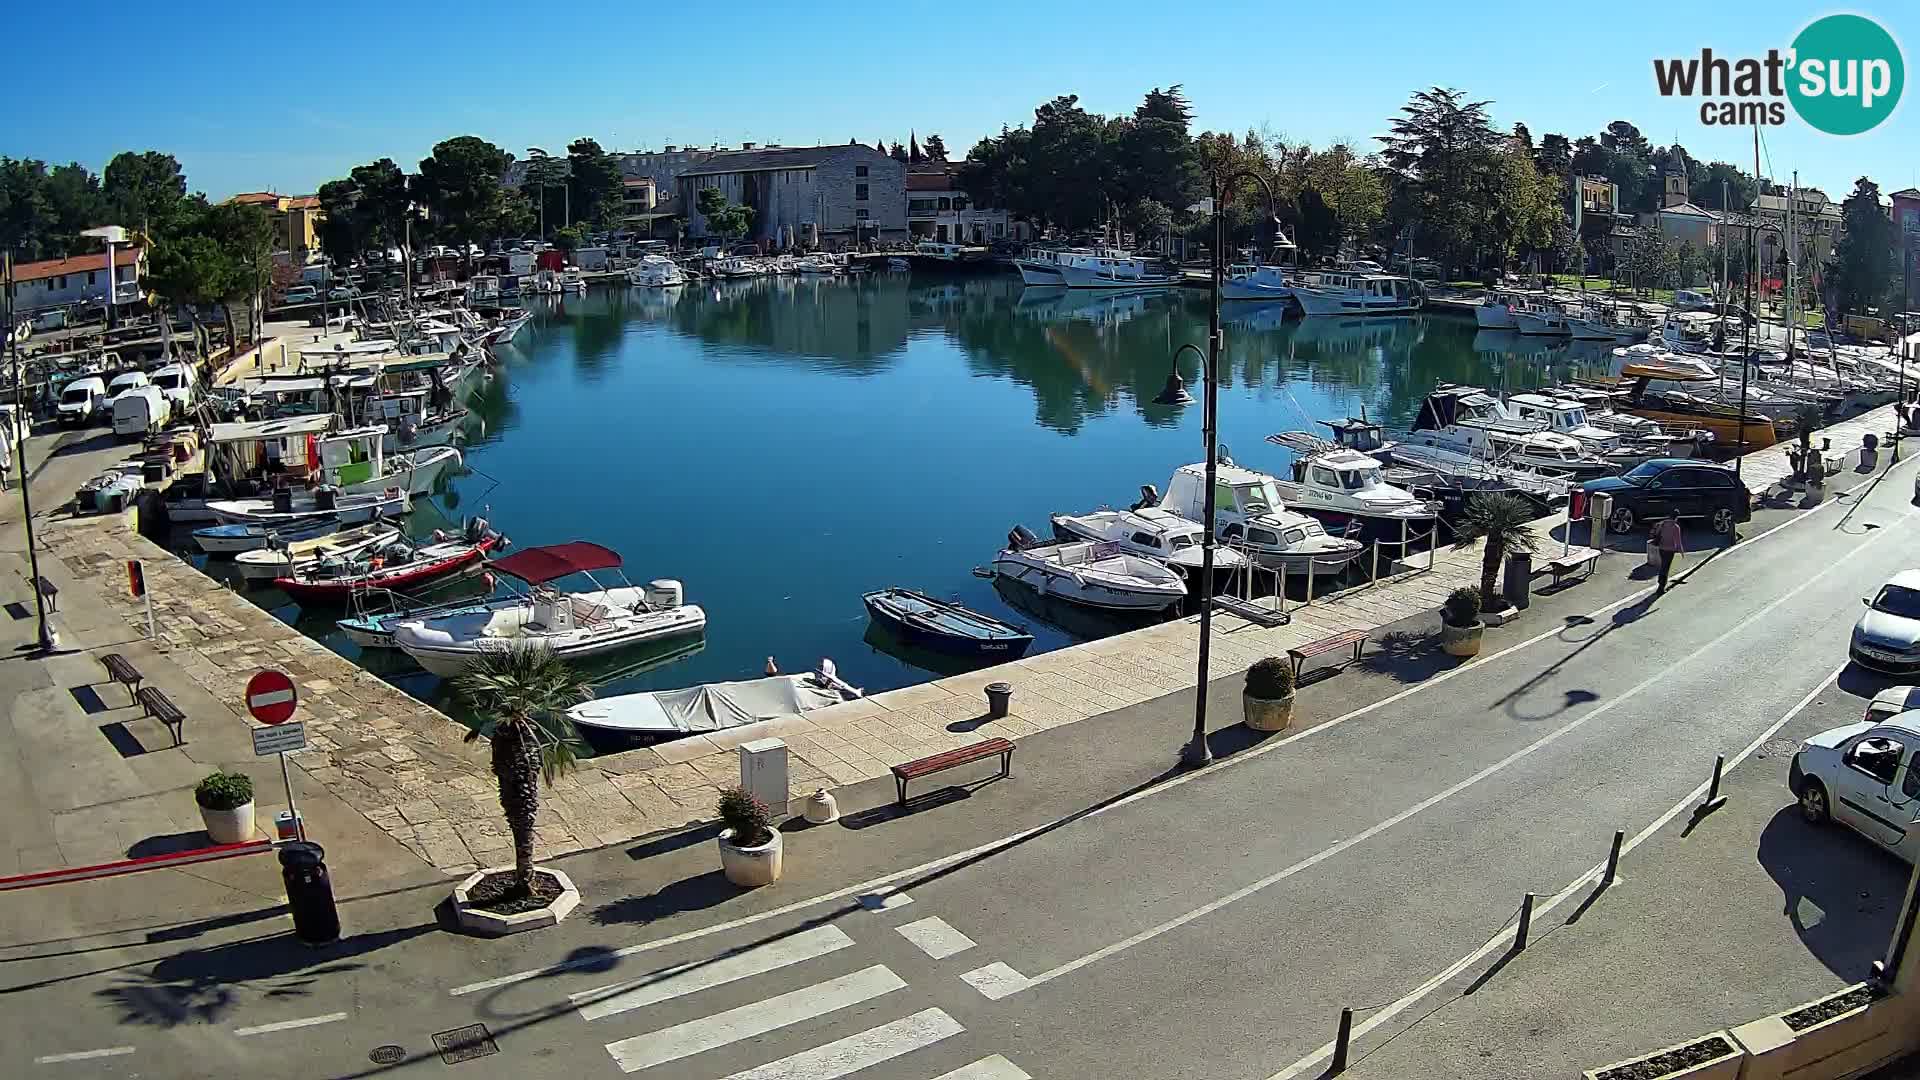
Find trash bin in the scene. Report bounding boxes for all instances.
[278,841,340,945]
[985,681,1013,719]
[1503,551,1532,610]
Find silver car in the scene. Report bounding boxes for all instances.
[1789,717,1920,863]
[1850,570,1920,674]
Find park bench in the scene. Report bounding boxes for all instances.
[1538,547,1600,588]
[100,653,143,703]
[33,575,57,613]
[1287,629,1369,681]
[135,686,185,747]
[892,737,1014,805]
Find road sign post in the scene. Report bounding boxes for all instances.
[246,670,304,841]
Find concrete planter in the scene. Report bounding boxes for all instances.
[1243,691,1295,732]
[1581,1031,1742,1080]
[199,801,255,845]
[1439,621,1483,657]
[451,867,581,936]
[719,827,783,887]
[1730,984,1908,1080]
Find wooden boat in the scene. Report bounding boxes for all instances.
[862,588,1034,659]
[273,529,502,603]
[1591,362,1780,452]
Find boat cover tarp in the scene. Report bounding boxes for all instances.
[574,675,841,735]
[488,542,621,584]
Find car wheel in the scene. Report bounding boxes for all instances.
[1710,506,1735,535]
[1798,779,1830,824]
[1609,505,1636,533]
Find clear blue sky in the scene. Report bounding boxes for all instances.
[10,1,1914,202]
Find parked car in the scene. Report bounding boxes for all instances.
[148,362,199,411]
[111,385,171,440]
[282,285,319,304]
[1866,685,1920,723]
[1580,458,1752,535]
[105,369,151,403]
[56,376,107,425]
[1788,716,1920,863]
[1850,571,1920,674]
[327,286,358,301]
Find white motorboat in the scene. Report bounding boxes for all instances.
[393,542,706,676]
[1475,291,1528,330]
[1155,463,1365,573]
[709,256,764,278]
[559,269,588,293]
[309,426,462,497]
[207,487,412,526]
[993,530,1187,612]
[487,309,532,344]
[1403,386,1615,479]
[234,521,402,582]
[1049,507,1248,580]
[566,661,863,739]
[794,253,845,275]
[1512,296,1571,336]
[1290,270,1422,316]
[1221,263,1295,302]
[626,255,685,287]
[193,516,337,556]
[1261,434,1441,545]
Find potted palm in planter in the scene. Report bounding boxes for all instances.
[1243,657,1296,732]
[1456,492,1536,622]
[1440,586,1484,657]
[717,786,783,887]
[196,770,256,844]
[448,646,592,934]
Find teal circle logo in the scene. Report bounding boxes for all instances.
[1788,14,1904,135]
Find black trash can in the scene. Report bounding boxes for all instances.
[278,841,340,945]
[1503,551,1533,610]
[985,681,1013,719]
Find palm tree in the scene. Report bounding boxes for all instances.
[454,647,593,897]
[1454,493,1538,612]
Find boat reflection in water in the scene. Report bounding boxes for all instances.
[863,622,1017,680]
[990,575,1169,643]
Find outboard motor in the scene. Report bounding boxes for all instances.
[1130,484,1159,512]
[465,516,489,542]
[1007,524,1039,551]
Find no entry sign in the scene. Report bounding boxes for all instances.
[245,670,298,725]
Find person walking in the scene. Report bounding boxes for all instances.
[1652,511,1684,595]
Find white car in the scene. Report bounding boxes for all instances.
[282,285,319,304]
[327,286,359,301]
[1789,716,1920,863]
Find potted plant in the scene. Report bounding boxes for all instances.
[1440,586,1484,658]
[1243,657,1297,732]
[196,770,256,844]
[1455,493,1537,619]
[1787,403,1823,487]
[717,786,783,887]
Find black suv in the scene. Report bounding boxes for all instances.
[1580,458,1752,535]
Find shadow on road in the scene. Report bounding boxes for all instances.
[1756,807,1907,982]
[1359,629,1452,685]
[590,872,735,927]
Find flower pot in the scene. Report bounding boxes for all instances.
[1440,621,1483,658]
[1244,690,1295,732]
[200,800,256,845]
[718,826,784,887]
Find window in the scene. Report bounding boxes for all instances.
[1845,736,1906,786]
[855,165,868,177]
[1247,528,1278,546]
[1311,466,1340,488]
[1282,528,1307,545]
[1907,757,1920,799]
[1213,483,1237,511]
[1129,531,1161,549]
[855,209,869,220]
[87,271,97,285]
[855,184,868,202]
[994,223,1004,237]
[56,275,67,289]
[1871,585,1920,619]
[1167,533,1195,551]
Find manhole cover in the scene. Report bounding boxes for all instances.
[368,1045,405,1065]
[432,1024,498,1065]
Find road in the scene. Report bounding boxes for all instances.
[4,452,1918,1079]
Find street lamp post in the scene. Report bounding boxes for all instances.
[3,254,56,652]
[1153,169,1282,769]
[1898,248,1911,464]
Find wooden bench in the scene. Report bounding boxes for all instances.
[100,653,143,703]
[33,575,57,613]
[1287,629,1369,680]
[135,686,186,747]
[892,737,1014,805]
[1538,547,1600,588]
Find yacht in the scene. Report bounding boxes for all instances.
[1155,463,1365,573]
[1049,507,1248,583]
[1512,296,1572,336]
[626,255,685,287]
[994,529,1187,612]
[1403,386,1616,479]
[1534,386,1715,459]
[1221,264,1295,302]
[1289,270,1421,316]
[1261,434,1442,546]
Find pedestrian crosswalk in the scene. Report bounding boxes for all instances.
[578,908,1030,1079]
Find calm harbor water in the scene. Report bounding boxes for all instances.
[220,273,1625,715]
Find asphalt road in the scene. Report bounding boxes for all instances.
[5,454,1920,1079]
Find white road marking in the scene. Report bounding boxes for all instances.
[232,1011,348,1037]
[858,889,913,910]
[719,1007,962,1080]
[896,916,976,960]
[1266,658,1851,1080]
[573,925,853,1022]
[603,964,904,1074]
[34,1047,136,1064]
[932,1055,1034,1080]
[960,961,1031,1000]
[1020,523,1891,994]
[448,469,1903,1001]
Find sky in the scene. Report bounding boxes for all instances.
[10,1,1916,203]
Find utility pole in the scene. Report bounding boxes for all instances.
[1736,125,1758,483]
[4,254,56,652]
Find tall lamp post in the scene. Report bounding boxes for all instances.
[1898,247,1911,464]
[1153,168,1282,768]
[3,255,56,652]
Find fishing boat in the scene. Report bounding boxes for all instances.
[1592,358,1783,450]
[1049,507,1248,585]
[1220,264,1295,302]
[993,529,1187,612]
[274,524,504,603]
[566,661,863,739]
[1156,463,1367,572]
[1261,433,1441,546]
[1289,270,1422,316]
[392,542,706,676]
[487,309,533,344]
[862,588,1034,659]
[193,516,338,556]
[234,521,402,582]
[1512,296,1572,336]
[206,486,412,526]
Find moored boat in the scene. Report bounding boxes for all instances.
[993,529,1187,612]
[234,521,402,582]
[273,526,503,603]
[862,588,1033,659]
[566,661,863,739]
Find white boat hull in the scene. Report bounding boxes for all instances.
[1015,260,1066,287]
[1514,310,1570,336]
[398,604,708,677]
[340,446,461,498]
[1293,287,1420,317]
[1058,264,1180,289]
[207,489,412,526]
[1475,304,1518,330]
[1221,280,1294,302]
[991,555,1185,611]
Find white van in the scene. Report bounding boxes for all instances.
[112,386,171,440]
[106,369,152,402]
[148,363,199,411]
[58,377,107,425]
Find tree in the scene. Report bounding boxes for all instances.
[1550,220,1581,274]
[315,178,366,265]
[566,138,624,229]
[415,136,514,263]
[521,148,569,237]
[889,141,909,163]
[1378,87,1500,274]
[1534,133,1573,178]
[695,186,754,241]
[552,223,587,253]
[454,648,592,898]
[1455,493,1536,614]
[43,163,106,257]
[921,134,948,163]
[0,158,53,258]
[1026,95,1113,233]
[349,158,414,253]
[1692,161,1758,211]
[1111,86,1198,215]
[1294,187,1339,258]
[1299,141,1386,251]
[146,217,228,359]
[1622,226,1671,290]
[202,201,276,343]
[1671,240,1706,289]
[102,151,187,234]
[1831,177,1895,314]
[1488,144,1561,271]
[958,125,1033,220]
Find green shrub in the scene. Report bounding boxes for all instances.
[1443,586,1482,627]
[1245,657,1296,699]
[718,786,774,847]
[195,770,254,811]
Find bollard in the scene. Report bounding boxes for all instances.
[1329,1007,1354,1074]
[1698,755,1728,814]
[1514,892,1535,951]
[1602,829,1624,887]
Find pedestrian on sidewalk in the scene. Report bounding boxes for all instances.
[1653,511,1684,595]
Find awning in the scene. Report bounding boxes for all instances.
[488,542,623,584]
[209,415,334,443]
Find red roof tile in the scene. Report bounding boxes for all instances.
[13,248,142,284]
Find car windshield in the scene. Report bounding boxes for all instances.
[1872,585,1920,619]
[1621,461,1666,484]
[61,387,91,403]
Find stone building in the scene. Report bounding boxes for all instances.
[674,143,906,247]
